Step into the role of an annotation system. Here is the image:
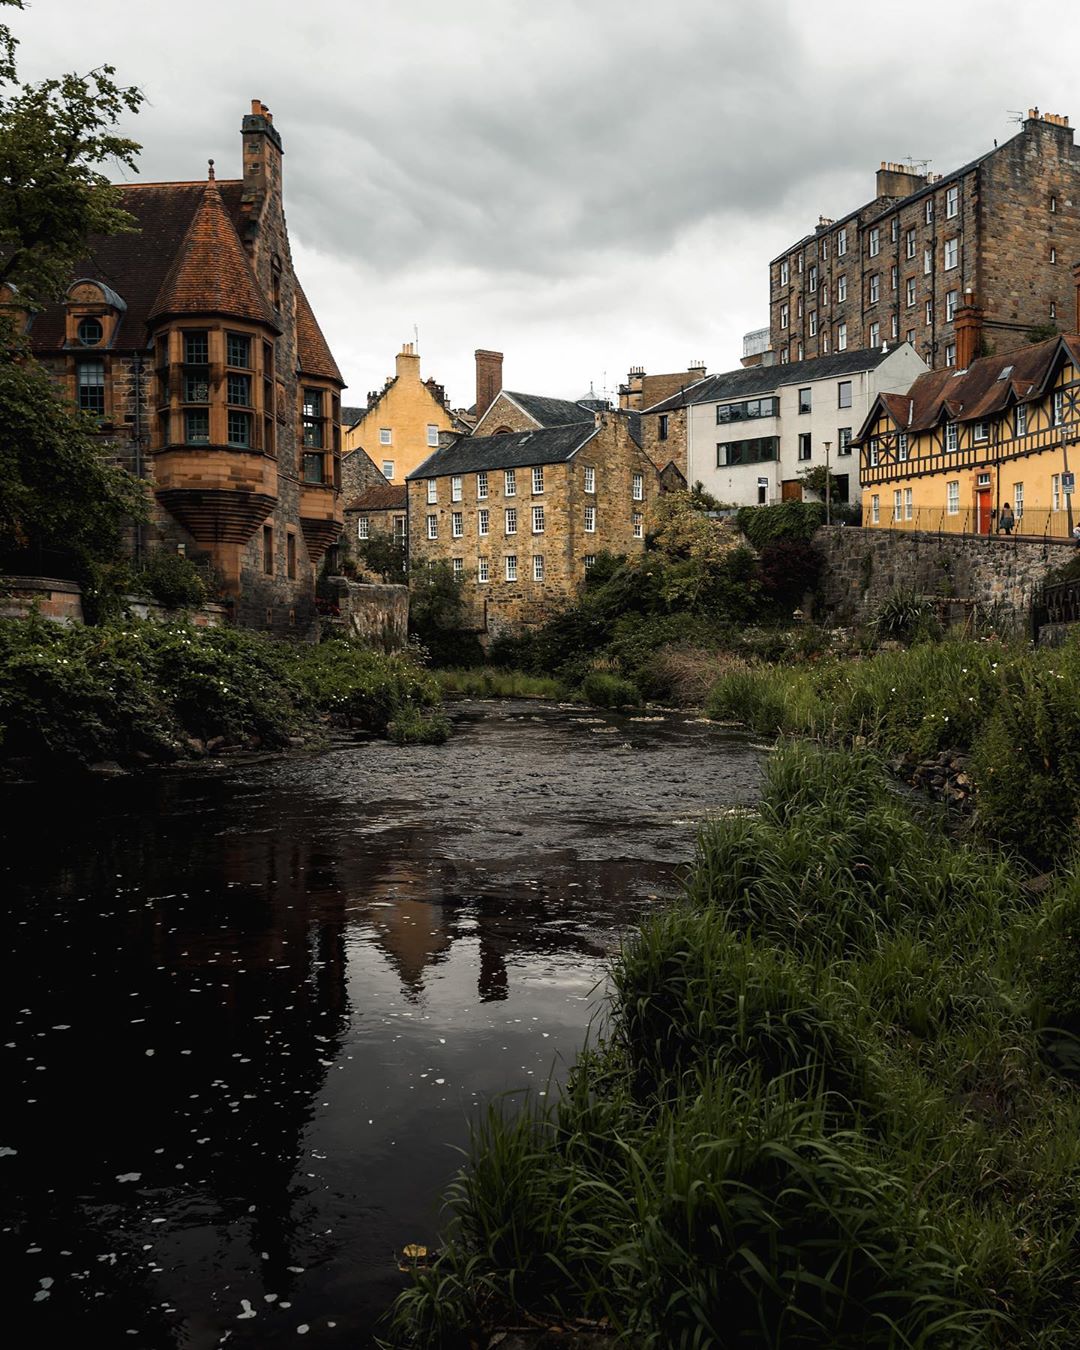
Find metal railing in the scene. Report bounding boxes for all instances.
[862,506,1080,541]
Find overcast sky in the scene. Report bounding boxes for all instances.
[12,0,1080,408]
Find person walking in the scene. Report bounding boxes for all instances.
[998,502,1015,535]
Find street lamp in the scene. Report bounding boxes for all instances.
[823,440,832,526]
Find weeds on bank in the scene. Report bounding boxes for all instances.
[434,667,568,701]
[388,743,1080,1347]
[0,616,445,769]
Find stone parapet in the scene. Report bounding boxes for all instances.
[0,576,84,625]
[322,577,408,652]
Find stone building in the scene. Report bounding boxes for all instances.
[643,345,926,504]
[768,110,1080,371]
[857,328,1080,537]
[22,100,345,633]
[469,348,605,436]
[405,412,658,635]
[617,360,707,411]
[342,342,467,485]
[343,484,408,552]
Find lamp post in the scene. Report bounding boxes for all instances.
[823,440,832,526]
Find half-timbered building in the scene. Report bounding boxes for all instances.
[857,334,1080,536]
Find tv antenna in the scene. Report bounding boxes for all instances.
[903,156,931,175]
[1007,109,1026,126]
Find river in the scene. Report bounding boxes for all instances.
[1,699,762,1347]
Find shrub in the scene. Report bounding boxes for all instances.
[580,670,638,708]
[873,587,940,643]
[387,704,451,745]
[133,550,209,610]
[736,500,826,548]
[757,538,822,612]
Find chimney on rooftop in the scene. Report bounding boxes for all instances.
[954,287,984,369]
[396,341,420,382]
[876,160,928,200]
[687,360,706,378]
[240,98,284,265]
[475,349,503,421]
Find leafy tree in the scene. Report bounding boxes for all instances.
[0,334,149,576]
[0,0,148,590]
[358,535,407,584]
[0,0,144,306]
[798,464,845,502]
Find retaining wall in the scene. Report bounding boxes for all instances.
[816,526,1077,631]
[323,577,409,652]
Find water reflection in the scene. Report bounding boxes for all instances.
[1,701,761,1347]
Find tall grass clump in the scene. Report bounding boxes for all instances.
[390,743,1080,1346]
[434,667,568,700]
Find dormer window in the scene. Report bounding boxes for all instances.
[77,317,103,347]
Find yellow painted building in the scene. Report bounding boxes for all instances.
[858,334,1080,538]
[342,343,466,485]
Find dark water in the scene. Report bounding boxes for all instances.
[1,700,762,1348]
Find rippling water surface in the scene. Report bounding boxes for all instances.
[1,699,762,1347]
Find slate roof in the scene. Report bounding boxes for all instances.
[341,405,367,427]
[644,346,901,413]
[346,484,407,511]
[295,282,343,383]
[148,178,278,329]
[29,180,248,350]
[862,335,1080,436]
[407,423,596,480]
[500,390,593,427]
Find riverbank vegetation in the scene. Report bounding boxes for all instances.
[707,634,1080,869]
[0,617,445,774]
[389,742,1080,1347]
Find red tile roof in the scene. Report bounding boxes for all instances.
[873,335,1080,432]
[295,283,343,384]
[29,180,248,350]
[149,179,277,328]
[346,484,407,511]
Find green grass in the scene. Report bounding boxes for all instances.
[434,667,568,700]
[386,742,1080,1347]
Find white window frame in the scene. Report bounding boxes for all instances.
[906,277,916,307]
[1014,482,1024,518]
[452,557,463,580]
[869,321,880,348]
[1015,405,1027,437]
[451,511,463,538]
[478,508,490,537]
[426,479,437,505]
[584,465,596,494]
[780,302,789,330]
[972,421,988,443]
[946,422,958,452]
[504,469,516,496]
[925,198,934,224]
[478,557,490,583]
[923,246,933,276]
[836,321,847,352]
[898,432,909,461]
[945,290,959,322]
[451,475,462,502]
[904,487,913,520]
[946,185,959,218]
[906,228,916,259]
[925,299,933,326]
[893,489,902,522]
[632,512,643,539]
[1053,474,1062,511]
[944,238,958,270]
[382,460,395,480]
[1053,391,1065,426]
[426,514,438,540]
[837,274,847,303]
[632,471,644,501]
[532,466,544,494]
[945,342,956,367]
[357,516,370,540]
[867,274,878,307]
[837,227,847,257]
[532,505,545,534]
[871,494,880,523]
[868,226,880,257]
[504,507,517,535]
[584,505,596,533]
[379,428,392,445]
[947,480,960,515]
[868,438,879,467]
[809,311,818,337]
[584,554,596,572]
[477,471,488,499]
[505,555,517,582]
[427,424,439,447]
[779,259,789,285]
[838,381,852,409]
[532,554,544,582]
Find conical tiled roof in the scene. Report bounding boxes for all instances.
[295,282,343,384]
[148,178,278,329]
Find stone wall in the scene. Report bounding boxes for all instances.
[0,576,84,624]
[322,577,408,651]
[816,525,1075,629]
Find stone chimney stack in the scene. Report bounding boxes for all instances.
[240,99,284,259]
[954,288,984,369]
[396,341,420,382]
[876,160,928,199]
[475,349,503,421]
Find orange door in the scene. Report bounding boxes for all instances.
[977,490,992,534]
